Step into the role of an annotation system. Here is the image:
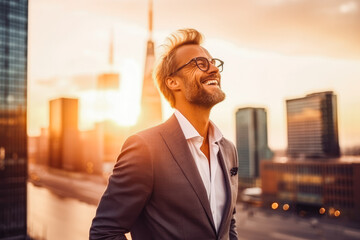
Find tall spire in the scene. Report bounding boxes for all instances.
[136,0,162,130]
[109,28,114,66]
[148,0,153,39]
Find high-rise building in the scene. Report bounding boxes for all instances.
[236,108,273,187]
[286,91,340,158]
[0,0,28,238]
[49,98,80,171]
[137,0,162,129]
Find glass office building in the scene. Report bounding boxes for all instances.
[236,107,273,188]
[286,91,340,158]
[0,0,28,238]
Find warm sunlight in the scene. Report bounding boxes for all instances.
[12,1,360,239]
[79,59,142,130]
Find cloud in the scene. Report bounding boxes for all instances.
[339,1,358,14]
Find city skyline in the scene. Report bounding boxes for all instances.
[21,1,360,237]
[28,0,360,150]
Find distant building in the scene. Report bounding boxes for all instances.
[0,0,28,238]
[97,73,120,90]
[28,136,38,164]
[96,31,120,91]
[286,91,340,158]
[137,0,162,129]
[236,107,273,188]
[28,129,50,170]
[49,98,80,171]
[37,128,49,165]
[79,128,103,175]
[261,157,360,221]
[28,128,49,166]
[95,121,129,163]
[79,121,131,176]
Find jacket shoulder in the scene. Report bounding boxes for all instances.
[131,115,179,140]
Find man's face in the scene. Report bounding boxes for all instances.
[174,44,225,108]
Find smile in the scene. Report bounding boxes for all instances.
[202,79,219,86]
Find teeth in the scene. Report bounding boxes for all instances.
[204,80,218,85]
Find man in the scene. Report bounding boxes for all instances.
[90,28,238,240]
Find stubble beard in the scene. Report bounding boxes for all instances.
[183,76,226,108]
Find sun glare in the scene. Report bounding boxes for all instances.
[79,59,141,130]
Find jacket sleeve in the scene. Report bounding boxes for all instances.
[89,134,153,240]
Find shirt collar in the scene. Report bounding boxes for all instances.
[174,110,223,143]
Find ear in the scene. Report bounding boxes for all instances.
[166,77,181,91]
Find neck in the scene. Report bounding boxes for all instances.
[175,104,211,138]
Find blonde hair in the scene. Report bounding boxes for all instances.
[154,28,204,108]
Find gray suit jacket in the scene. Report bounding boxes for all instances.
[90,115,238,240]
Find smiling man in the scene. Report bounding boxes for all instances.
[90,28,239,240]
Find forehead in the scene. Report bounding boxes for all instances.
[174,44,212,65]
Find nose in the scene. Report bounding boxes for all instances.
[208,61,219,74]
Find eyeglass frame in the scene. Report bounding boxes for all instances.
[169,57,224,76]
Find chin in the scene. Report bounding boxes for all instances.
[199,93,226,108]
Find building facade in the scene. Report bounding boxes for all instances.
[49,98,80,171]
[286,91,340,158]
[261,158,360,221]
[0,0,28,238]
[236,107,273,188]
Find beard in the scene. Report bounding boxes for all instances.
[183,74,226,108]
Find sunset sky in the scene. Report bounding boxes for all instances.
[28,0,360,150]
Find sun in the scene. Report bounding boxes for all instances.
[78,59,142,130]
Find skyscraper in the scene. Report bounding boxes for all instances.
[0,0,28,238]
[49,98,80,171]
[137,0,162,129]
[236,108,273,182]
[286,91,340,158]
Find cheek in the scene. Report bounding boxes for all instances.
[190,77,202,90]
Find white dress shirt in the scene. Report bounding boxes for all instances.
[174,110,226,232]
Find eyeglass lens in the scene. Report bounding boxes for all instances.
[196,58,223,72]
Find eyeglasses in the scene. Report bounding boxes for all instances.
[170,57,224,76]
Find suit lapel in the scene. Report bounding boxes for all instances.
[216,139,232,237]
[159,115,216,233]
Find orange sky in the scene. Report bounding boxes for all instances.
[28,0,360,149]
